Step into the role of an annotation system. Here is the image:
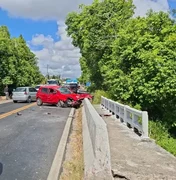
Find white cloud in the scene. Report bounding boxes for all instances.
[0,0,92,20]
[0,0,170,78]
[134,0,169,17]
[0,0,170,20]
[29,22,81,78]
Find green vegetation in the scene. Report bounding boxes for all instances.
[92,90,110,104]
[65,0,176,155]
[0,26,45,94]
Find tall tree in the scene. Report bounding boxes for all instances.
[0,26,44,94]
[66,0,135,89]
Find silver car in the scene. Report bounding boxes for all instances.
[12,87,37,103]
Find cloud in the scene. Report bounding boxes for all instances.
[0,0,170,78]
[0,0,92,20]
[29,22,81,78]
[134,0,170,17]
[0,0,170,21]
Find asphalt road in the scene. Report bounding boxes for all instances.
[0,102,71,180]
[0,102,31,115]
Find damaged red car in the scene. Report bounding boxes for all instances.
[36,85,82,108]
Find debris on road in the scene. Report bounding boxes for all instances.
[44,112,51,115]
[99,113,112,117]
[17,112,22,116]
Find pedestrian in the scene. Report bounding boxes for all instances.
[4,85,9,100]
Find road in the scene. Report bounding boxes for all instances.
[0,102,71,180]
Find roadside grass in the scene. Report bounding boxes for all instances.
[60,107,84,180]
[149,121,176,156]
[92,90,110,104]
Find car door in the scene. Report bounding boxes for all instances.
[40,88,49,103]
[47,88,58,104]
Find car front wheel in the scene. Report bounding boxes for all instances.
[37,98,43,106]
[56,100,65,107]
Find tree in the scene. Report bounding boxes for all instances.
[66,0,135,90]
[0,26,44,94]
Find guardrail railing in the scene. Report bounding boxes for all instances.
[101,96,149,138]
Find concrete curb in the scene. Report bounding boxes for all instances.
[47,108,75,180]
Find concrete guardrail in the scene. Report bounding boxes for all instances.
[101,96,149,139]
[82,98,112,180]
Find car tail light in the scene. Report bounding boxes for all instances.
[24,91,27,95]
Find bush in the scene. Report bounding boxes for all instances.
[149,121,176,156]
[92,90,110,104]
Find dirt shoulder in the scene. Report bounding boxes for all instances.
[60,107,84,180]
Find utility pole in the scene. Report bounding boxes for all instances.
[47,64,49,79]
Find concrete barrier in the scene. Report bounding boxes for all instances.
[82,98,112,180]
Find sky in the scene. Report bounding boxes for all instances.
[0,0,175,78]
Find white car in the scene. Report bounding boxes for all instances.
[12,87,37,103]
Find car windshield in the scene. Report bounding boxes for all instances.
[15,87,26,92]
[58,87,71,94]
[35,86,40,89]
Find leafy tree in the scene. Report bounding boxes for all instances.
[107,11,176,120]
[66,0,135,90]
[0,26,44,94]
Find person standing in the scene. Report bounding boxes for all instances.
[4,85,9,100]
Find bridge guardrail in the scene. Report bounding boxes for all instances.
[101,96,149,138]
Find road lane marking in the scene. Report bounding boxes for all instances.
[0,103,36,120]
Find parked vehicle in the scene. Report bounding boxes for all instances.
[36,85,82,108]
[12,87,37,103]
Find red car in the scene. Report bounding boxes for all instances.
[36,85,82,107]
